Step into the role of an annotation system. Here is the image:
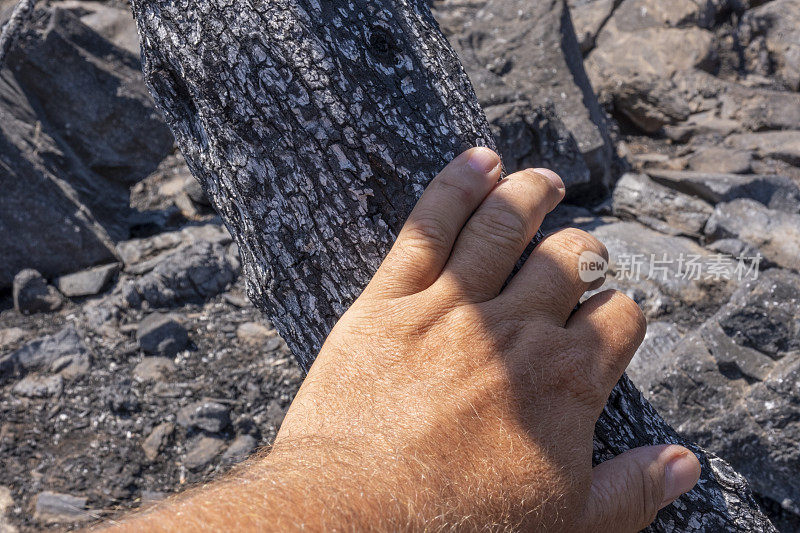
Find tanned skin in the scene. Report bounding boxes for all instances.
[103,148,701,532]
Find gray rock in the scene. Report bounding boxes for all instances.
[141,491,168,504]
[56,263,120,297]
[567,0,616,53]
[584,220,735,317]
[627,322,683,392]
[670,70,800,133]
[34,491,90,524]
[12,269,63,314]
[740,0,800,91]
[221,434,258,464]
[0,326,90,381]
[50,351,92,380]
[433,0,616,194]
[12,374,64,398]
[132,242,239,308]
[0,486,15,533]
[611,172,713,236]
[137,313,188,356]
[116,223,232,268]
[540,203,600,234]
[0,327,29,350]
[0,8,173,289]
[59,0,141,55]
[235,322,275,345]
[687,147,752,175]
[184,436,225,470]
[725,131,800,167]
[182,176,211,206]
[133,357,177,383]
[176,401,230,433]
[705,199,800,271]
[647,169,800,213]
[643,269,800,513]
[586,10,715,131]
[142,422,174,461]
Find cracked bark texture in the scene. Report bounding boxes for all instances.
[129,0,774,530]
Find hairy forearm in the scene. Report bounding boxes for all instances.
[105,436,471,532]
[104,430,537,532]
[105,438,406,531]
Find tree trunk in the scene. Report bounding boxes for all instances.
[129,0,774,529]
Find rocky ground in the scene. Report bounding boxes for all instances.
[1,0,799,530]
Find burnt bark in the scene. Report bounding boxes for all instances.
[129,0,774,530]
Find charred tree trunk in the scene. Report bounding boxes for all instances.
[129,0,774,530]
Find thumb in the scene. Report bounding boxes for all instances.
[581,445,701,532]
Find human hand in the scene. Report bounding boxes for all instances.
[275,147,701,531]
[109,148,700,532]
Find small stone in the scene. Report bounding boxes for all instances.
[12,269,63,314]
[221,435,258,464]
[236,322,275,345]
[0,327,28,350]
[132,241,238,307]
[176,401,230,433]
[142,422,174,461]
[184,436,225,470]
[137,313,189,356]
[183,176,211,206]
[686,148,752,175]
[55,263,120,297]
[12,374,63,398]
[34,491,90,524]
[0,485,16,533]
[1,326,90,381]
[50,352,91,379]
[133,357,177,383]
[141,490,168,505]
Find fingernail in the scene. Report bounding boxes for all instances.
[663,451,701,506]
[467,147,500,175]
[533,168,565,191]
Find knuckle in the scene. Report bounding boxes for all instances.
[433,174,477,204]
[611,291,647,344]
[551,228,608,261]
[402,216,452,252]
[469,206,529,253]
[554,350,602,409]
[520,168,561,196]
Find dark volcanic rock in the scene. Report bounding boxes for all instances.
[0,7,173,289]
[132,242,239,308]
[642,269,800,516]
[740,0,800,91]
[184,436,225,470]
[12,374,64,398]
[646,169,800,213]
[56,263,120,297]
[133,357,177,383]
[586,1,715,132]
[137,313,188,356]
[177,401,230,433]
[433,0,616,196]
[705,199,800,271]
[221,434,258,464]
[34,491,90,524]
[611,172,713,235]
[12,269,63,314]
[142,422,174,461]
[0,325,89,381]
